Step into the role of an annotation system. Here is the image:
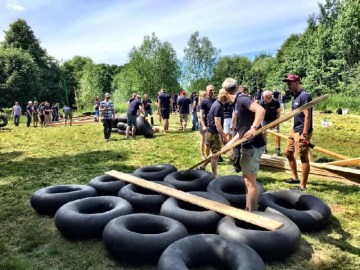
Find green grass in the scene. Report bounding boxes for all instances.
[0,111,359,270]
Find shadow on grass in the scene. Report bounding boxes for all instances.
[0,150,24,162]
[315,215,360,257]
[310,181,360,194]
[0,150,137,189]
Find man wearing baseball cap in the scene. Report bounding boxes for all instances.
[282,74,313,191]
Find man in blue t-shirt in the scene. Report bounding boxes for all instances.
[158,89,172,133]
[260,90,281,156]
[126,95,144,139]
[221,78,266,212]
[177,90,192,131]
[198,89,228,177]
[282,74,313,191]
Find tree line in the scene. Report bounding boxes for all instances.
[1,0,359,110]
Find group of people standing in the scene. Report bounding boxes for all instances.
[190,75,312,212]
[11,101,66,127]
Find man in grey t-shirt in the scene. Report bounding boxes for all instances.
[99,93,115,141]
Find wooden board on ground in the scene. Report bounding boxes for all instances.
[106,170,284,231]
[261,154,360,186]
[48,119,97,127]
[326,157,360,167]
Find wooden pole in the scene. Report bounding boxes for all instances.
[185,94,329,172]
[266,130,349,160]
[106,170,284,231]
[326,157,360,167]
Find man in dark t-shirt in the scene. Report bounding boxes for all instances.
[272,89,280,99]
[260,90,281,156]
[199,85,216,133]
[221,78,266,212]
[142,93,154,126]
[282,74,313,191]
[254,88,262,103]
[158,89,172,133]
[26,101,33,127]
[126,95,144,139]
[198,89,228,176]
[177,90,192,131]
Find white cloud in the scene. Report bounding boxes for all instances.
[5,0,25,11]
[1,0,326,65]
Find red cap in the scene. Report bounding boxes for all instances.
[181,90,187,95]
[282,74,301,82]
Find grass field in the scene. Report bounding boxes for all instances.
[0,109,359,270]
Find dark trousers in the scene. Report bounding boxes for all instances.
[233,131,242,170]
[14,115,20,126]
[102,118,113,139]
[233,144,242,169]
[191,111,199,131]
[27,115,32,127]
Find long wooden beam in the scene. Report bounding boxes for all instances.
[326,157,360,167]
[260,154,360,186]
[266,130,349,160]
[106,170,284,231]
[185,95,329,171]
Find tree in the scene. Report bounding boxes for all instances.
[182,31,220,88]
[0,47,40,107]
[248,53,274,90]
[2,19,46,66]
[61,56,94,106]
[212,56,252,90]
[112,33,180,100]
[76,63,104,109]
[2,19,63,104]
[112,63,141,102]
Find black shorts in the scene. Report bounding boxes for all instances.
[161,108,170,119]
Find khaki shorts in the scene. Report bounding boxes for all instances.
[206,133,221,154]
[64,111,72,120]
[180,114,189,122]
[285,131,312,158]
[240,146,265,175]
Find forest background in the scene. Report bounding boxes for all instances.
[1,0,360,113]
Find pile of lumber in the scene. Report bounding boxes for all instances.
[260,154,360,186]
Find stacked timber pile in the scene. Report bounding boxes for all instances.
[260,154,360,186]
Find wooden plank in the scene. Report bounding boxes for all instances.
[260,154,360,186]
[266,130,349,160]
[186,94,329,171]
[106,170,284,231]
[48,120,97,127]
[326,157,360,167]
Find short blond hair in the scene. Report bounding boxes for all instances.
[218,88,228,103]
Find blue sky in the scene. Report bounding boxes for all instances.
[0,0,324,65]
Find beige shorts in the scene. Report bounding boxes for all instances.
[285,131,312,158]
[180,114,189,122]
